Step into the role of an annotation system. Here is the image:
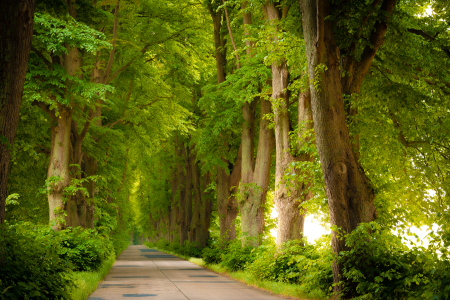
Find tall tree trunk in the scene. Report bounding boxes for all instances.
[176,138,188,244]
[181,142,192,244]
[274,91,313,245]
[239,99,275,246]
[265,3,313,245]
[59,43,83,228]
[170,168,179,243]
[209,5,226,84]
[216,167,237,241]
[199,171,212,248]
[47,0,85,229]
[68,0,120,228]
[0,0,36,223]
[237,6,275,247]
[209,4,241,243]
[48,104,72,230]
[83,155,97,229]
[189,154,201,244]
[299,0,396,296]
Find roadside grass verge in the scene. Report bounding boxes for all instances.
[143,243,323,300]
[69,256,115,300]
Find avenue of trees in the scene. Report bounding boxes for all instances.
[1,0,449,299]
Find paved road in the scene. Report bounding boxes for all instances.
[87,245,289,300]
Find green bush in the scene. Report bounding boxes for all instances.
[0,223,73,300]
[340,222,431,299]
[15,222,114,272]
[58,227,114,271]
[179,241,202,258]
[202,246,222,264]
[220,240,256,271]
[421,224,450,300]
[155,239,170,250]
[246,238,333,298]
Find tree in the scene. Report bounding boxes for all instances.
[0,0,36,224]
[233,1,275,247]
[263,1,315,246]
[206,1,242,243]
[299,0,397,296]
[28,6,112,229]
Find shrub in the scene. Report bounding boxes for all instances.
[15,222,114,272]
[246,238,333,298]
[202,246,222,264]
[155,239,170,250]
[58,227,114,271]
[220,240,256,271]
[0,223,73,300]
[340,222,431,299]
[180,241,202,258]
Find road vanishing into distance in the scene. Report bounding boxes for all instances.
[88,245,289,300]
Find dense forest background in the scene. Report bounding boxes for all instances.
[1,0,450,299]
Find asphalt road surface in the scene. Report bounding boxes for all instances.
[87,245,289,300]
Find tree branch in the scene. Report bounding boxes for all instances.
[79,109,95,141]
[107,27,197,84]
[343,0,397,93]
[222,0,241,69]
[105,98,163,129]
[407,28,450,59]
[31,46,53,69]
[35,145,50,155]
[389,110,429,148]
[31,101,57,122]
[103,0,120,82]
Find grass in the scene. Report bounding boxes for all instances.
[143,243,324,300]
[198,263,316,300]
[68,256,115,300]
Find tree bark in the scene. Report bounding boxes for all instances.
[65,0,120,228]
[239,98,275,246]
[170,168,180,243]
[208,3,241,243]
[189,155,199,243]
[199,171,212,248]
[209,6,226,84]
[238,7,275,247]
[83,155,97,229]
[299,0,396,296]
[181,142,192,244]
[216,166,238,241]
[48,104,72,230]
[265,2,313,246]
[0,0,36,223]
[176,137,188,244]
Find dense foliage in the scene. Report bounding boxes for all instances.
[1,0,450,299]
[0,221,123,299]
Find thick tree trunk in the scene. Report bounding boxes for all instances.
[68,1,120,228]
[199,172,212,248]
[274,91,313,245]
[265,3,313,245]
[239,99,275,246]
[216,167,238,241]
[48,105,72,230]
[209,4,241,243]
[0,0,36,223]
[237,6,275,246]
[299,0,395,296]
